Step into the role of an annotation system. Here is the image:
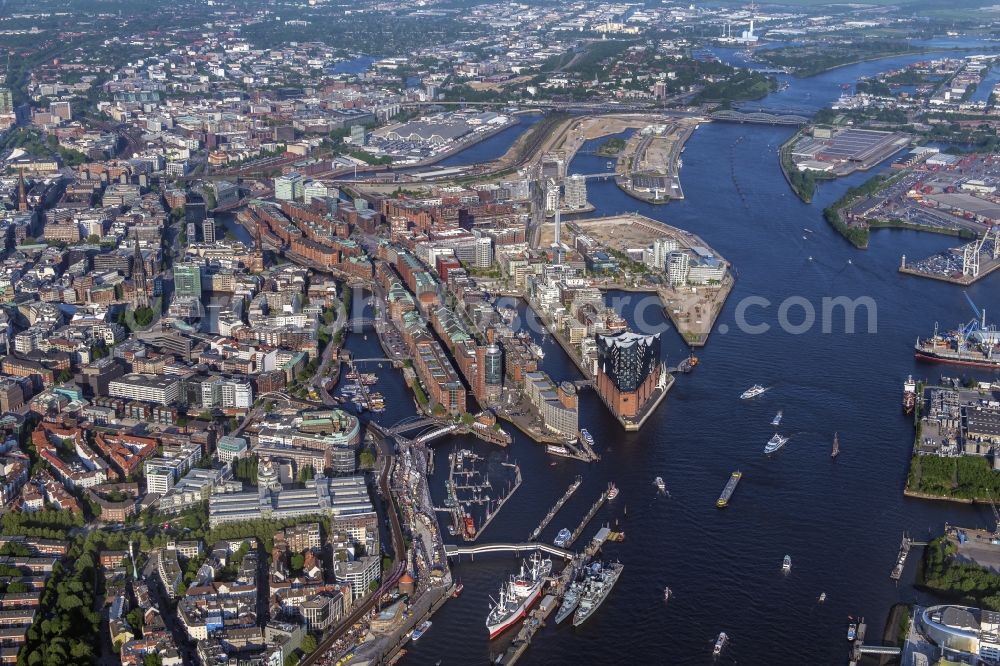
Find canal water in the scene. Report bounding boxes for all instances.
[336,48,1000,664]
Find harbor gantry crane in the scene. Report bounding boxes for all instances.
[962,226,1000,277]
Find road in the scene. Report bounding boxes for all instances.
[300,430,406,666]
[310,295,348,405]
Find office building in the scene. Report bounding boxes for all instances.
[334,556,380,599]
[350,124,366,146]
[216,436,248,463]
[475,237,493,268]
[174,262,202,300]
[666,251,690,286]
[275,172,304,202]
[303,180,329,205]
[301,592,344,631]
[545,181,559,213]
[484,345,503,388]
[564,174,587,210]
[109,374,181,405]
[524,372,578,439]
[208,474,374,527]
[201,218,216,243]
[50,101,71,122]
[652,237,679,270]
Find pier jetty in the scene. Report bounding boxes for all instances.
[566,487,610,547]
[528,476,583,542]
[890,533,912,581]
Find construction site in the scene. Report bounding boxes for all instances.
[616,121,697,203]
[543,213,734,347]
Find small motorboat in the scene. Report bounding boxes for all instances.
[664,586,672,602]
[654,476,666,493]
[818,592,826,603]
[782,555,792,573]
[714,631,728,657]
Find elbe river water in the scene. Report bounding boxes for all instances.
[308,44,1000,665]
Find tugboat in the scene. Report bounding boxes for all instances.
[782,555,792,573]
[654,476,666,493]
[903,375,916,414]
[714,631,728,657]
[677,354,699,373]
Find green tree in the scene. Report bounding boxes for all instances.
[133,306,155,327]
[301,634,317,654]
[290,553,305,571]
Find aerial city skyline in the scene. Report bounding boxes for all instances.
[2,0,1000,664]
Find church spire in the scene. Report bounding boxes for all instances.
[132,239,149,309]
[16,169,27,213]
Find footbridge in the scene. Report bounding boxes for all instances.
[575,171,620,180]
[415,424,457,444]
[343,317,378,329]
[858,645,901,656]
[445,542,574,560]
[385,416,449,435]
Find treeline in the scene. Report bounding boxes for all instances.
[758,40,916,77]
[232,455,260,485]
[922,537,1000,610]
[20,533,103,666]
[907,455,1000,500]
[694,72,777,104]
[822,174,897,249]
[1,509,83,539]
